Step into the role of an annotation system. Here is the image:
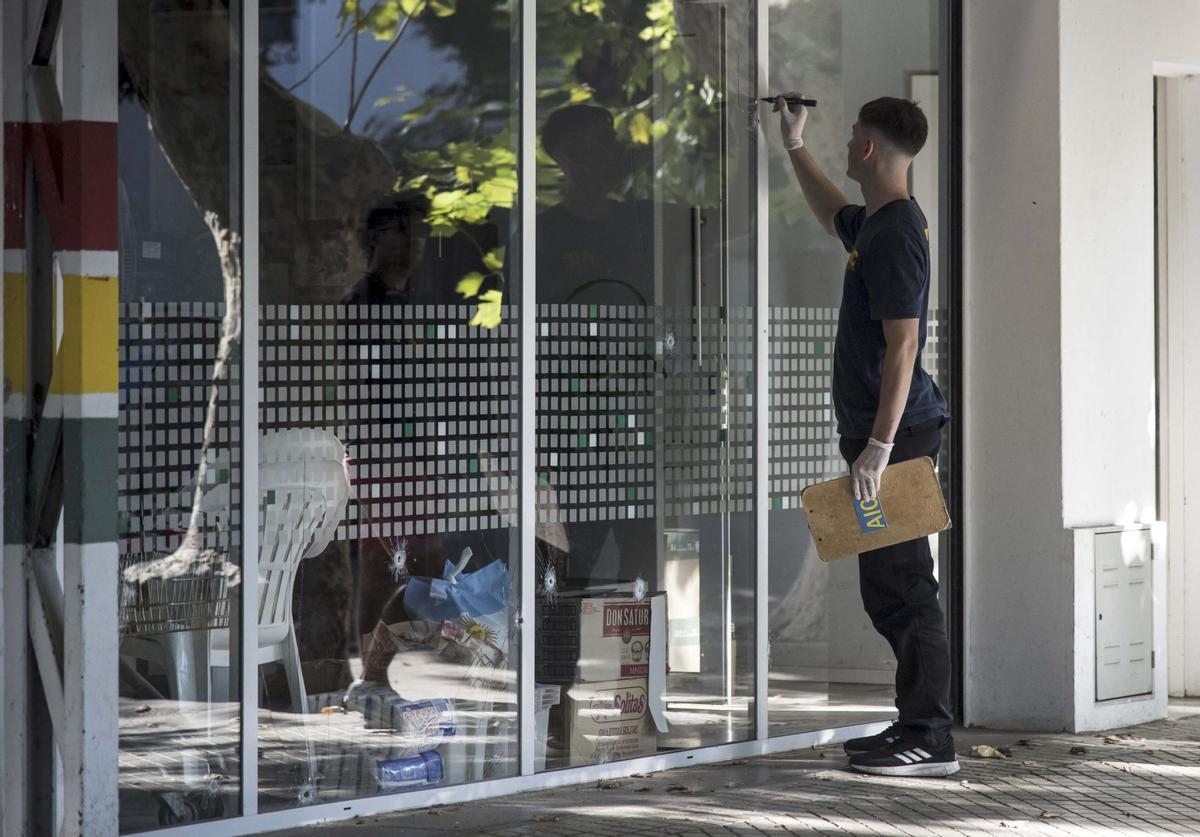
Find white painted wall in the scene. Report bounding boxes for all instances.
[965,0,1200,729]
[1159,75,1200,698]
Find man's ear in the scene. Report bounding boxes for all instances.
[862,137,877,162]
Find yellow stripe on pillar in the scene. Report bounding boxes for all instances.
[52,273,118,397]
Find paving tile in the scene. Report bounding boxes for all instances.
[265,712,1200,837]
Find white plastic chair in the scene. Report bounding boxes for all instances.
[209,428,350,708]
[121,429,350,710]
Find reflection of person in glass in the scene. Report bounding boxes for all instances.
[536,104,663,588]
[775,94,954,776]
[343,192,435,305]
[342,192,446,705]
[537,104,654,307]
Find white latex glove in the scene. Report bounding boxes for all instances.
[851,438,894,502]
[774,93,809,150]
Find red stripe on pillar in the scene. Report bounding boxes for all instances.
[27,121,118,253]
[3,123,27,250]
[62,121,117,252]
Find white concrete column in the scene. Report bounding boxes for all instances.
[962,0,1071,730]
[56,1,120,833]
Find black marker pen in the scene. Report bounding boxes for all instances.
[759,96,818,107]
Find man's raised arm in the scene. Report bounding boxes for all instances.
[774,94,849,238]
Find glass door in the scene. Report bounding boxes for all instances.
[534,0,757,768]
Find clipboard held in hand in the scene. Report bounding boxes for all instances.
[800,456,951,562]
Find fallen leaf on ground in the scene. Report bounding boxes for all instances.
[665,785,694,794]
[630,773,652,778]
[135,705,152,714]
[970,744,1009,759]
[635,786,652,793]
[1103,734,1144,745]
[998,746,1014,757]
[1069,746,1089,755]
[1022,761,1042,767]
[533,815,559,823]
[1039,811,1060,819]
[728,758,750,766]
[1016,738,1035,747]
[596,779,621,790]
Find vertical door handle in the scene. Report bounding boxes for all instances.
[693,206,703,364]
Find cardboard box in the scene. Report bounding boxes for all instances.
[566,678,656,766]
[577,597,652,682]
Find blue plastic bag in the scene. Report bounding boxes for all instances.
[402,558,510,652]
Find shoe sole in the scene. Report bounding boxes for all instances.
[851,760,961,777]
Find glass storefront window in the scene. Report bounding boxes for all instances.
[116,1,244,829]
[255,0,520,809]
[533,0,758,768]
[765,0,946,737]
[97,0,955,828]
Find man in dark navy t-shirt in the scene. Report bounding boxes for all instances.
[775,93,956,777]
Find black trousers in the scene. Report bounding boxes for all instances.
[839,418,953,747]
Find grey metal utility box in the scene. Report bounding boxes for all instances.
[1094,529,1153,701]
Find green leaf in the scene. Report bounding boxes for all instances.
[456,271,486,298]
[429,217,458,237]
[455,165,473,184]
[629,111,652,144]
[662,55,681,84]
[470,289,504,329]
[483,247,506,271]
[479,177,517,208]
[431,189,468,209]
[431,0,456,17]
[365,1,403,38]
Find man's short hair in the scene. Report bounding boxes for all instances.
[541,104,615,160]
[858,97,928,157]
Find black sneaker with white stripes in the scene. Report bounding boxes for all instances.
[848,737,960,777]
[842,722,902,755]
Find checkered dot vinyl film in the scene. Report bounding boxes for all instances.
[767,307,947,511]
[118,302,241,559]
[117,302,945,556]
[535,303,656,524]
[259,304,519,541]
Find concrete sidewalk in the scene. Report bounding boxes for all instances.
[272,700,1200,836]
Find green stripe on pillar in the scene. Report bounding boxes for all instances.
[61,417,118,545]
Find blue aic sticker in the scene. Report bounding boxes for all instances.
[854,497,889,532]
